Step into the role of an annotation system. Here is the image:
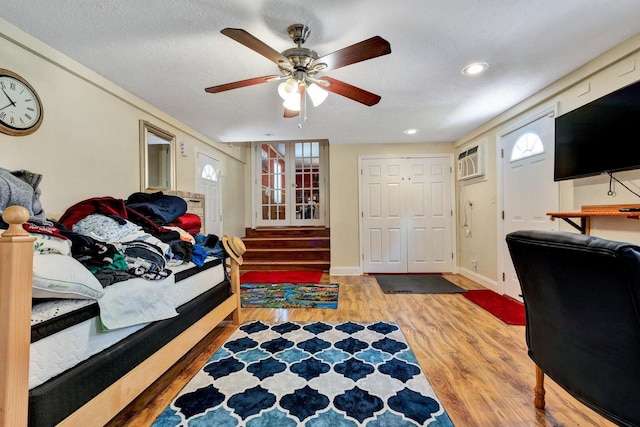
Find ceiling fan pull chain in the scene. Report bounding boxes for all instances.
[298,85,308,128]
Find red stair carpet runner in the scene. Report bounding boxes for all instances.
[240,270,323,284]
[463,289,526,325]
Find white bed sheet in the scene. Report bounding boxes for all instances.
[29,261,225,389]
[97,273,177,330]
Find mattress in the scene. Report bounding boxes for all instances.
[28,257,231,426]
[29,257,225,389]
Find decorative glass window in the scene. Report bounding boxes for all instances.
[201,164,218,181]
[511,132,544,161]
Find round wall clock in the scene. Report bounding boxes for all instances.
[0,69,43,136]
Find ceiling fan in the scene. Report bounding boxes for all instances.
[204,24,391,118]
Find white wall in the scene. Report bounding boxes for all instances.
[0,19,248,238]
[455,136,497,287]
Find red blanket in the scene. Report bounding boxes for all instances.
[169,213,201,235]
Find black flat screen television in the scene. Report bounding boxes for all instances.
[554,79,640,181]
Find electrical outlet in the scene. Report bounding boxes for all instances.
[471,258,478,270]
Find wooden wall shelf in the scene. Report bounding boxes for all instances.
[547,204,640,234]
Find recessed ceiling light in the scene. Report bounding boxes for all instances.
[462,62,489,76]
[404,129,418,135]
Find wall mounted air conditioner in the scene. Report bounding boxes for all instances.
[457,144,484,181]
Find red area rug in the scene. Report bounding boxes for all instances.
[462,290,526,325]
[240,270,323,284]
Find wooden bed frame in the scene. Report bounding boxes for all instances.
[0,205,242,426]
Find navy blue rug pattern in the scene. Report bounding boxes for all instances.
[153,320,454,426]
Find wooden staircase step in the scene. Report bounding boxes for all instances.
[243,237,329,249]
[241,226,330,271]
[240,260,329,271]
[243,248,329,262]
[244,227,330,238]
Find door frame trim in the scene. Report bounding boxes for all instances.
[357,153,457,275]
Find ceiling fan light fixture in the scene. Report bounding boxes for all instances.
[283,95,301,111]
[307,83,329,106]
[278,78,299,100]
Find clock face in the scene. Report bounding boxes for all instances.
[0,69,43,136]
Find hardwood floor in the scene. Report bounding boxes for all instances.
[108,273,615,427]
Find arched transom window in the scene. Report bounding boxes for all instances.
[510,132,544,161]
[201,164,218,181]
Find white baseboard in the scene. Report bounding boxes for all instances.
[329,265,500,293]
[457,267,499,293]
[329,266,361,276]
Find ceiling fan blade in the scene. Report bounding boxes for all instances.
[205,75,280,93]
[221,28,290,66]
[312,36,391,72]
[283,108,299,118]
[322,77,381,106]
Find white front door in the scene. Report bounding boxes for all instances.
[361,156,454,273]
[501,110,558,301]
[196,152,222,237]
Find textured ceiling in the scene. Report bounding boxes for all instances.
[3,1,640,145]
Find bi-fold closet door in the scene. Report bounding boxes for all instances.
[361,156,454,273]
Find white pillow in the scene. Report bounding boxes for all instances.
[32,254,105,299]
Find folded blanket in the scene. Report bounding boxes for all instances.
[169,212,201,234]
[126,192,187,225]
[0,167,50,225]
[98,274,177,330]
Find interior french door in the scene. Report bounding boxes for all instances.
[255,141,326,227]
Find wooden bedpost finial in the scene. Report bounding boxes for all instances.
[1,206,30,237]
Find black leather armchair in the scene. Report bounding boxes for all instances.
[506,229,640,427]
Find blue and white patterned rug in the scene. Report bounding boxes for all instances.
[153,320,454,426]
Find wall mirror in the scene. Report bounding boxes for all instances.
[139,120,176,191]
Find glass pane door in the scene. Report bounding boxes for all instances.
[291,141,322,226]
[256,141,325,227]
[260,142,287,224]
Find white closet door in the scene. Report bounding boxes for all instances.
[361,156,453,273]
[406,157,453,273]
[362,158,406,273]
